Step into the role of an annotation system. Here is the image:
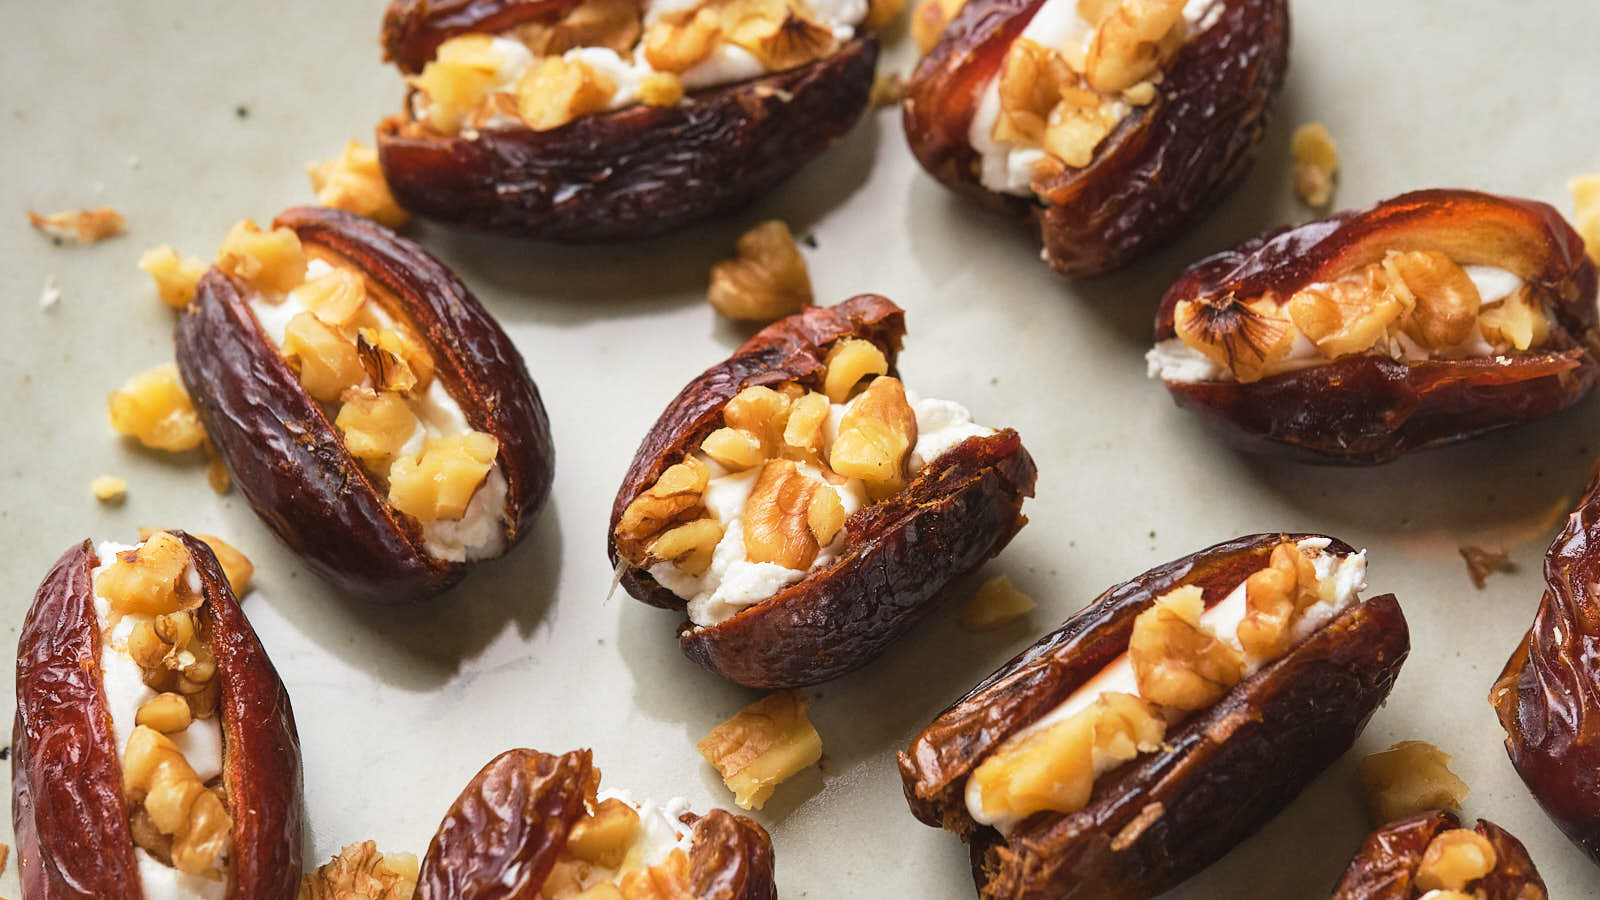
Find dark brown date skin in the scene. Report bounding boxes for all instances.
[1154,189,1600,465]
[417,748,777,899]
[904,0,1289,278]
[12,534,304,900]
[1491,463,1600,866]
[1330,811,1546,899]
[607,295,1038,688]
[176,206,554,605]
[898,533,1410,900]
[377,0,876,241]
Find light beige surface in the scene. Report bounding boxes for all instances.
[2,1,1597,896]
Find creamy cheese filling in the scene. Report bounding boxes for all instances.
[1146,265,1529,383]
[93,542,228,900]
[965,538,1368,833]
[652,390,993,627]
[969,0,1218,196]
[247,259,508,561]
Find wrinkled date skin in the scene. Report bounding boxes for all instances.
[898,533,1410,900]
[1331,811,1546,899]
[377,0,877,240]
[1492,463,1600,866]
[176,206,554,605]
[1154,189,1600,465]
[12,534,304,900]
[607,296,1038,689]
[903,0,1289,278]
[417,748,777,899]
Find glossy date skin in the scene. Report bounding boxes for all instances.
[898,534,1410,900]
[12,534,304,900]
[417,748,776,899]
[1330,812,1546,900]
[1154,189,1600,465]
[904,0,1289,278]
[377,0,877,240]
[608,296,1038,688]
[1491,464,1600,866]
[176,206,554,605]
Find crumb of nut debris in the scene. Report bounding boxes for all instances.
[698,690,822,810]
[140,245,208,309]
[870,71,907,108]
[1360,741,1469,826]
[139,527,253,595]
[1459,545,1514,589]
[205,445,232,494]
[708,220,813,322]
[308,141,410,229]
[299,841,418,900]
[27,206,127,243]
[1291,123,1339,209]
[39,274,61,309]
[91,475,128,503]
[1,840,12,877]
[959,575,1036,630]
[1572,175,1600,265]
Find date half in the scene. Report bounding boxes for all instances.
[1331,811,1546,899]
[904,0,1289,278]
[898,533,1409,899]
[176,206,554,605]
[417,748,776,898]
[12,534,303,900]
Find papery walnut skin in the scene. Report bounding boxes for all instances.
[608,296,1038,689]
[378,0,877,241]
[903,0,1289,278]
[1154,189,1600,464]
[417,748,777,900]
[897,534,1409,900]
[1330,811,1547,900]
[1492,463,1600,866]
[12,534,304,900]
[176,206,553,605]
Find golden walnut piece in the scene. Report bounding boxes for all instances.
[1128,585,1245,711]
[959,574,1036,630]
[122,725,232,879]
[707,220,814,322]
[309,140,410,230]
[140,245,208,308]
[108,363,208,453]
[28,206,126,243]
[1291,122,1339,209]
[300,841,419,900]
[1359,740,1470,826]
[91,475,128,503]
[698,689,823,810]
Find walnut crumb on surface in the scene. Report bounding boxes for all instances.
[299,841,418,900]
[1458,545,1514,589]
[39,274,61,310]
[28,206,127,243]
[1572,174,1600,265]
[959,575,1036,630]
[870,71,907,108]
[707,220,814,322]
[698,690,822,810]
[1291,123,1339,209]
[1359,740,1469,826]
[308,141,410,230]
[91,475,128,503]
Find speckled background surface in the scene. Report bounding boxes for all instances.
[1,1,1597,896]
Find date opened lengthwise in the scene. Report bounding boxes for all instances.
[898,533,1409,900]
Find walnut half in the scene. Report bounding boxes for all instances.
[299,841,419,900]
[707,220,814,322]
[697,690,823,810]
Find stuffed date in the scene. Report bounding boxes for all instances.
[899,533,1409,899]
[375,0,881,240]
[1331,811,1546,900]
[12,531,303,900]
[607,295,1037,688]
[1147,189,1600,464]
[417,747,776,898]
[175,206,554,605]
[903,0,1289,278]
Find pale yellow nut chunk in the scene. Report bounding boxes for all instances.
[615,457,711,562]
[283,312,366,403]
[781,391,829,465]
[140,245,208,309]
[721,0,836,71]
[216,220,307,294]
[1083,0,1187,93]
[707,220,814,322]
[639,71,685,107]
[648,517,724,575]
[1359,740,1470,826]
[821,338,889,403]
[307,140,410,230]
[1477,287,1550,352]
[108,363,207,453]
[911,0,968,55]
[1291,122,1339,209]
[742,459,844,570]
[566,797,643,869]
[91,475,128,503]
[1415,829,1497,893]
[299,841,420,900]
[698,690,822,810]
[702,384,795,468]
[388,431,500,524]
[1285,268,1407,360]
[95,530,193,619]
[337,388,420,467]
[1236,540,1320,661]
[138,526,255,597]
[643,8,722,73]
[516,57,617,131]
[135,692,194,734]
[829,376,916,497]
[414,35,506,134]
[1385,250,1481,351]
[123,725,232,879]
[959,575,1036,630]
[291,266,368,327]
[1128,585,1245,710]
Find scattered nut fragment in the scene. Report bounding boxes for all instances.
[299,840,419,900]
[698,689,822,810]
[140,245,209,308]
[108,363,208,453]
[28,206,126,243]
[1291,122,1339,209]
[1458,545,1514,590]
[1359,740,1469,826]
[1571,174,1600,265]
[308,140,410,229]
[870,71,907,108]
[959,574,1036,630]
[708,220,814,322]
[91,475,128,503]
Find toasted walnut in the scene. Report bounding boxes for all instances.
[283,312,366,403]
[959,575,1036,631]
[1291,122,1339,209]
[92,475,128,503]
[355,329,422,394]
[1173,294,1295,382]
[414,35,505,134]
[516,57,617,131]
[707,220,814,322]
[388,432,500,524]
[1478,287,1551,352]
[994,39,1078,148]
[912,0,967,54]
[126,607,220,719]
[216,220,307,294]
[1129,585,1245,711]
[1359,740,1470,826]
[1285,268,1407,359]
[123,725,232,879]
[292,266,368,327]
[96,532,195,619]
[722,0,836,71]
[1384,251,1481,351]
[308,141,410,229]
[822,338,889,402]
[781,391,829,465]
[702,384,796,470]
[648,518,724,575]
[1236,541,1320,661]
[28,206,126,243]
[567,798,642,869]
[1042,93,1122,168]
[830,376,916,497]
[643,8,722,73]
[1572,174,1600,265]
[136,692,194,734]
[698,690,822,810]
[1415,829,1497,893]
[140,245,208,308]
[615,457,712,561]
[742,460,844,569]
[1458,544,1515,590]
[136,527,254,597]
[108,363,207,452]
[518,0,644,56]
[337,388,420,467]
[617,848,694,899]
[1083,0,1187,93]
[638,71,685,106]
[300,841,419,900]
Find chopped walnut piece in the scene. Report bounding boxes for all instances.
[216,220,307,294]
[1129,585,1245,711]
[616,847,696,898]
[1458,545,1515,590]
[1415,829,1497,894]
[122,725,232,878]
[337,388,420,467]
[742,459,843,569]
[28,206,126,243]
[648,518,724,575]
[870,71,907,108]
[140,245,208,308]
[517,0,644,56]
[703,385,797,469]
[1285,268,1407,359]
[959,575,1036,630]
[1172,294,1295,382]
[994,39,1078,149]
[638,71,685,107]
[1359,740,1470,826]
[821,338,889,402]
[829,376,917,498]
[96,531,194,619]
[135,692,194,734]
[413,35,505,134]
[697,690,822,810]
[516,56,617,131]
[722,0,836,71]
[1291,122,1339,209]
[643,8,722,73]
[299,840,419,900]
[1477,287,1550,352]
[615,457,712,561]
[1384,251,1481,351]
[1082,0,1187,93]
[308,141,410,230]
[1042,93,1122,168]
[1236,540,1319,661]
[92,475,128,503]
[911,0,967,54]
[293,265,368,327]
[388,432,499,524]
[283,312,366,403]
[1571,174,1600,265]
[707,220,814,322]
[355,329,424,395]
[567,797,642,869]
[133,528,253,597]
[108,363,207,453]
[781,391,829,465]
